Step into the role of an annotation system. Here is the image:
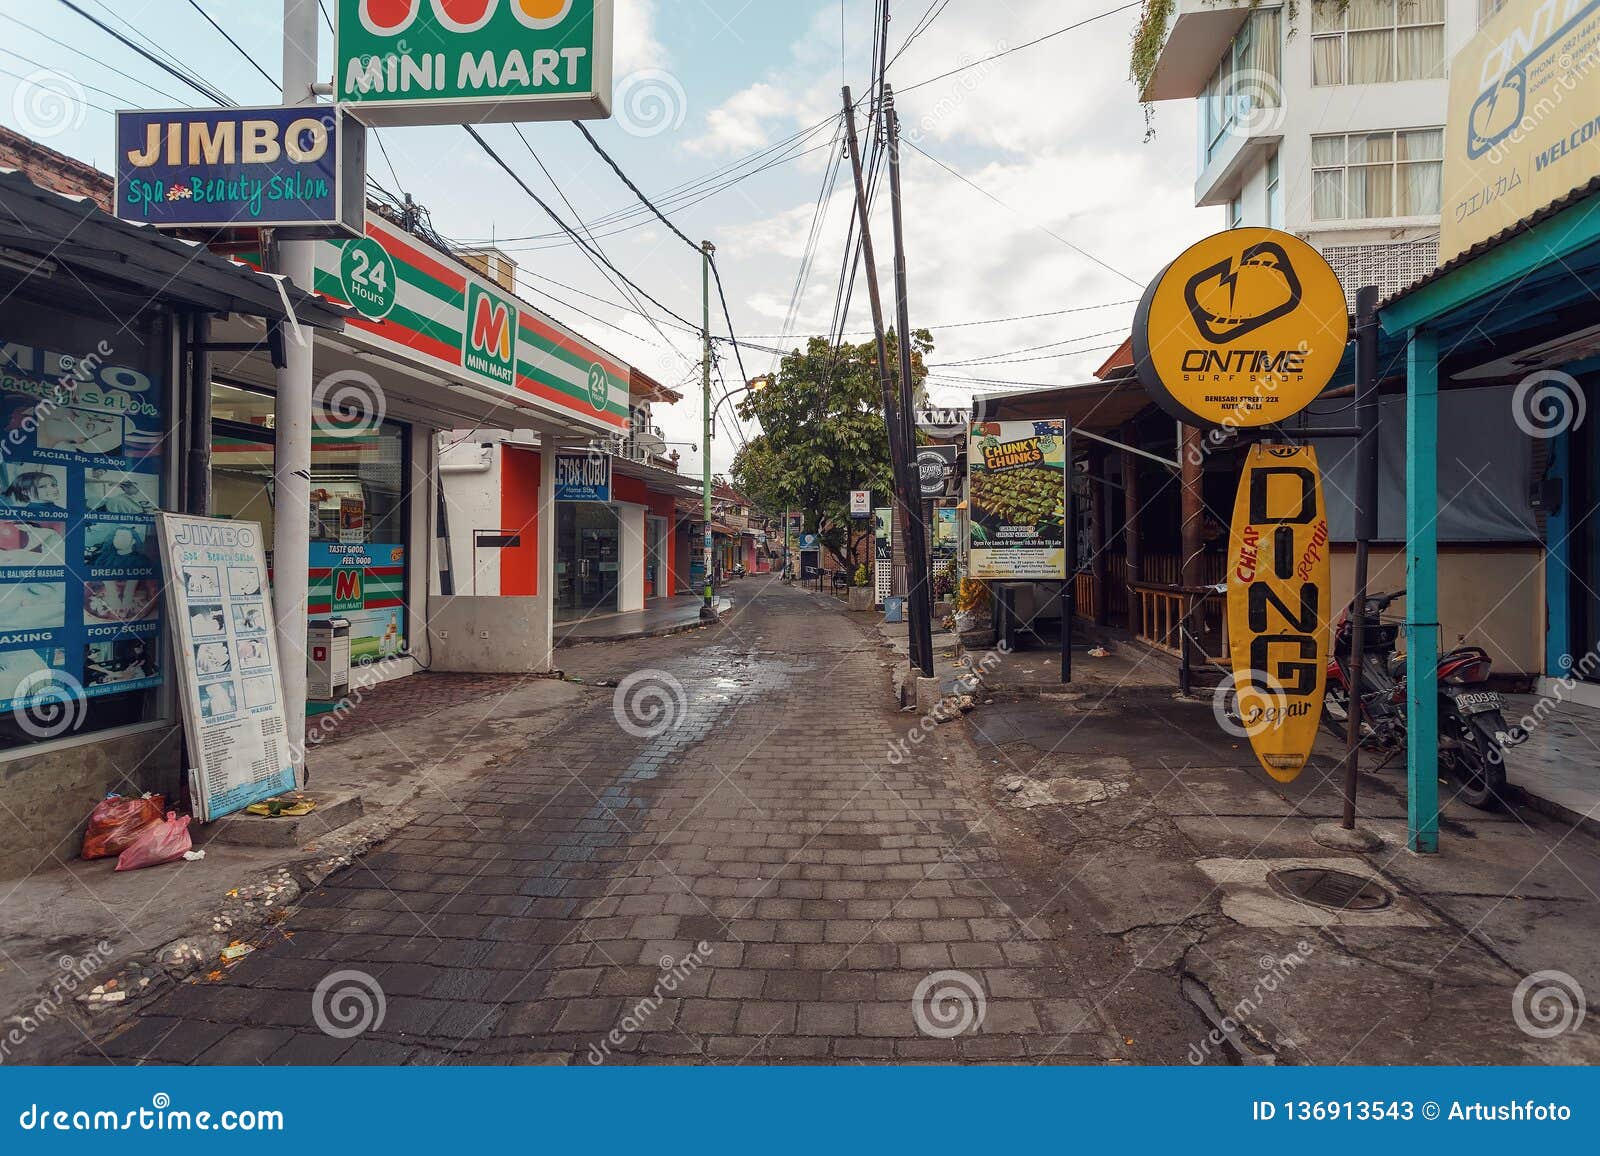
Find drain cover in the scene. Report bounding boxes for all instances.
[1268,867,1393,911]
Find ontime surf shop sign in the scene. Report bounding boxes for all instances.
[314,214,630,434]
[114,107,365,237]
[336,0,615,125]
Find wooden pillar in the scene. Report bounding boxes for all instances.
[1089,446,1107,625]
[1180,424,1205,587]
[1121,425,1142,632]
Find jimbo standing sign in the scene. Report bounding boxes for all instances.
[1134,227,1348,781]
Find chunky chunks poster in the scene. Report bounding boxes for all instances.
[967,419,1067,581]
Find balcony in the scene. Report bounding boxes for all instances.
[1141,0,1258,101]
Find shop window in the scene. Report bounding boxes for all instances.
[209,381,410,666]
[1311,128,1443,220]
[0,298,168,752]
[1312,0,1446,86]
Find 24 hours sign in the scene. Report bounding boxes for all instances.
[336,0,615,126]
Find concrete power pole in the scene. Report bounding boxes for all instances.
[700,240,719,622]
[276,0,318,775]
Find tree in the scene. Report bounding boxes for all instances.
[731,329,933,572]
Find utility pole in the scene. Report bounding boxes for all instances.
[700,240,719,622]
[276,0,317,776]
[842,86,924,675]
[886,86,933,678]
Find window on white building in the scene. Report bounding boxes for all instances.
[1477,0,1508,24]
[1311,128,1444,220]
[1228,195,1243,228]
[1311,0,1446,86]
[1200,7,1283,164]
[1267,152,1283,228]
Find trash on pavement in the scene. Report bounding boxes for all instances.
[114,812,193,872]
[1088,646,1111,658]
[244,793,317,818]
[81,793,165,860]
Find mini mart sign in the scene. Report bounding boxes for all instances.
[336,0,614,126]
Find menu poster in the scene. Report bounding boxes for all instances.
[0,338,164,719]
[156,513,294,822]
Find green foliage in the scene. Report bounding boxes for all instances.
[731,329,934,571]
[853,563,869,588]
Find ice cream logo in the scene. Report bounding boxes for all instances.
[1182,241,1302,346]
[359,0,574,36]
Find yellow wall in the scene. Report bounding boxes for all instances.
[1331,545,1544,677]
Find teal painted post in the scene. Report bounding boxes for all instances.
[1545,426,1571,676]
[1406,328,1440,854]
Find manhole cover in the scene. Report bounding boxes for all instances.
[1268,867,1393,911]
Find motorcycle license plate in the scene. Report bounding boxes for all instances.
[1455,691,1501,715]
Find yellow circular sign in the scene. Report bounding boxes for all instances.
[1133,228,1349,429]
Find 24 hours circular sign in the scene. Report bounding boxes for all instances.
[1132,227,1349,429]
[339,236,398,321]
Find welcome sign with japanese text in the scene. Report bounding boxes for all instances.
[1440,0,1600,263]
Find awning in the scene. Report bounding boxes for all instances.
[976,378,1153,433]
[0,168,347,329]
[611,455,702,497]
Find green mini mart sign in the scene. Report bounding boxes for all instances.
[336,0,614,127]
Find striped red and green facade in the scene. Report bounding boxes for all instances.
[313,214,631,434]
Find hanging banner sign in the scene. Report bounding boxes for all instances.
[850,490,871,518]
[554,452,612,502]
[156,514,296,822]
[335,0,615,126]
[1226,445,1332,783]
[1440,0,1600,263]
[873,507,893,608]
[1133,227,1349,429]
[114,106,365,237]
[967,419,1068,581]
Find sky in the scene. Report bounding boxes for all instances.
[0,0,1218,478]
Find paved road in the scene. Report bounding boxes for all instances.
[84,582,1126,1065]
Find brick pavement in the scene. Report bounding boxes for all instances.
[81,583,1121,1065]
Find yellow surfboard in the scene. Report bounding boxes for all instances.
[1226,445,1332,782]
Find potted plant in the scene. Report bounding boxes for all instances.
[848,563,873,611]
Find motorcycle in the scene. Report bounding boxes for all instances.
[1321,589,1524,809]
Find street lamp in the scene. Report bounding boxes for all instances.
[709,375,770,438]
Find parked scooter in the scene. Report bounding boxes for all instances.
[1321,589,1524,809]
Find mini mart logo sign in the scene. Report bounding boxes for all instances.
[465,282,517,385]
[336,0,614,127]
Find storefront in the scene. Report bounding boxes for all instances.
[210,208,634,681]
[440,437,698,624]
[0,165,344,877]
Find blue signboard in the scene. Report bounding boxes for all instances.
[0,339,165,718]
[114,106,364,236]
[554,453,612,503]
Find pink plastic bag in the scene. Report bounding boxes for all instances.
[114,812,192,872]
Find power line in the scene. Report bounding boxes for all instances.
[55,0,233,106]
[571,121,701,254]
[902,135,1144,287]
[0,48,152,110]
[740,298,1138,340]
[187,0,278,91]
[465,125,703,337]
[887,0,954,68]
[0,12,193,106]
[898,2,1141,94]
[510,124,692,363]
[930,325,1131,367]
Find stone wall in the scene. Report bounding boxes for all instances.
[0,726,182,880]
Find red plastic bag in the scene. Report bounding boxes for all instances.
[81,794,165,860]
[114,812,192,872]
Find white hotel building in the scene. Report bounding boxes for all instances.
[1142,0,1503,298]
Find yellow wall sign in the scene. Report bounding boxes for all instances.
[1440,0,1600,264]
[1133,228,1349,429]
[1226,445,1332,783]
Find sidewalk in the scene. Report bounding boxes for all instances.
[554,593,732,648]
[0,671,589,1064]
[947,629,1600,1064]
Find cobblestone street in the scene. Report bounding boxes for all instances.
[79,583,1145,1065]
